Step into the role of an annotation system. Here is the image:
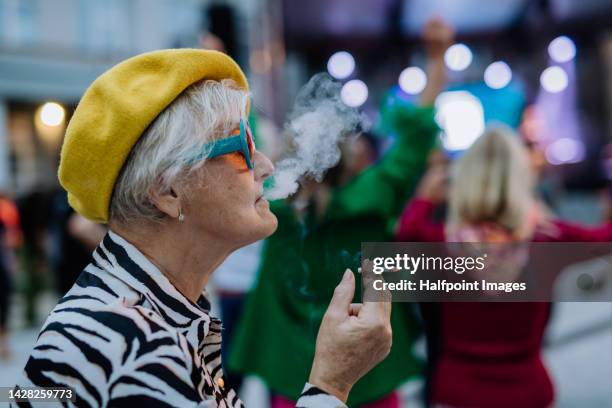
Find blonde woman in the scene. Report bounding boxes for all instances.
[396,126,612,408]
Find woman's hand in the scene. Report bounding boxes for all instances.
[308,269,392,402]
[420,17,455,106]
[423,16,455,58]
[416,165,448,204]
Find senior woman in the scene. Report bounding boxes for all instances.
[14,50,391,407]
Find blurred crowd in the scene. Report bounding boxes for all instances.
[0,189,105,359]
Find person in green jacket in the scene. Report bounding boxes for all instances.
[230,18,455,407]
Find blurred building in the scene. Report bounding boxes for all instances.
[3,0,611,195]
[0,0,240,195]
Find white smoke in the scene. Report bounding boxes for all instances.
[264,73,368,200]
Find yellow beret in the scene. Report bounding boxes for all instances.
[58,49,249,223]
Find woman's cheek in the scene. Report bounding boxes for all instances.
[224,153,251,171]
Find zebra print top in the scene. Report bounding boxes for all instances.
[15,231,345,408]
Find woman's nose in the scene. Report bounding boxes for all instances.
[254,150,274,181]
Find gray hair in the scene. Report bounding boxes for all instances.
[109,79,249,225]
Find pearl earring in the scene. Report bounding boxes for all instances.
[178,210,185,222]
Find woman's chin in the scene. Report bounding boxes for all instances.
[261,212,278,237]
[240,211,278,245]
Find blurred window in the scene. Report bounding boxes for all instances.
[2,0,38,47]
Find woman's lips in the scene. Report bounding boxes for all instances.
[255,196,270,210]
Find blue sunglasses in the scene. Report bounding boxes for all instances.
[190,119,255,169]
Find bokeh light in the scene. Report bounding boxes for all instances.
[39,102,65,127]
[548,36,576,63]
[341,79,368,107]
[327,51,356,80]
[484,61,512,89]
[398,66,427,95]
[444,44,473,72]
[545,137,585,164]
[540,66,568,93]
[435,91,485,151]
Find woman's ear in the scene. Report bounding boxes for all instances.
[149,186,181,219]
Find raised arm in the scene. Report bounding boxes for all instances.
[420,17,454,106]
[396,164,447,242]
[332,18,454,220]
[554,220,612,242]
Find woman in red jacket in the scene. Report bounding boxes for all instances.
[396,126,612,408]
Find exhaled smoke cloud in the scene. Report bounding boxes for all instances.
[264,73,369,200]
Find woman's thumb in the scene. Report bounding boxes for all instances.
[328,269,356,313]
